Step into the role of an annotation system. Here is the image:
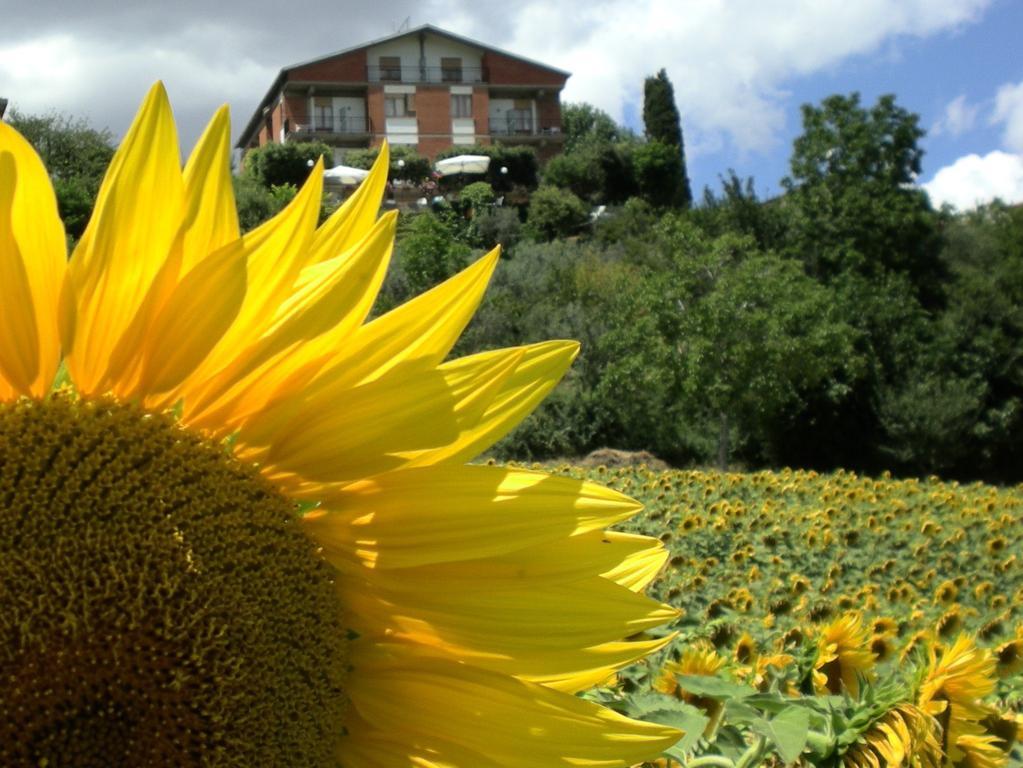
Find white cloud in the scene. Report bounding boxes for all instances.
[437,0,990,156]
[1,0,992,157]
[922,150,1023,210]
[932,94,978,137]
[992,80,1023,153]
[0,33,275,154]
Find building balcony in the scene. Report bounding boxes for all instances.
[289,115,372,141]
[488,117,564,138]
[367,65,486,84]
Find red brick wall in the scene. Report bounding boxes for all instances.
[536,93,562,131]
[483,52,567,87]
[367,87,385,136]
[472,87,490,138]
[415,87,450,136]
[417,137,454,159]
[290,50,367,82]
[284,93,308,128]
[270,103,283,142]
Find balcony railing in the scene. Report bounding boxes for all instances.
[305,114,371,134]
[489,116,536,135]
[367,65,486,84]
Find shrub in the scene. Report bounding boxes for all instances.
[473,207,522,251]
[526,186,589,241]
[396,212,472,295]
[233,175,290,232]
[459,181,496,214]
[242,141,334,188]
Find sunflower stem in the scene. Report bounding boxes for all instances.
[734,735,769,768]
[684,756,735,768]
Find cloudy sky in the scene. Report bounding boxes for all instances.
[2,0,1021,209]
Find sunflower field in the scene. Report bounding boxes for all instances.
[528,463,1023,768]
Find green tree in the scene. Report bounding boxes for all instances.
[652,220,857,468]
[561,102,626,153]
[773,93,948,473]
[7,110,115,243]
[633,140,684,209]
[888,201,1023,481]
[541,151,605,202]
[781,93,943,304]
[542,142,638,204]
[243,141,333,188]
[695,171,787,252]
[641,69,692,208]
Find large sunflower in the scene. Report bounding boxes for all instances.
[917,635,1003,768]
[0,84,681,766]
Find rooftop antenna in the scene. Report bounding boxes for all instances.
[395,16,411,33]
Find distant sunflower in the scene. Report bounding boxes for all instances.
[734,633,757,664]
[814,613,877,696]
[937,606,967,639]
[655,641,727,699]
[871,634,896,664]
[901,631,935,664]
[935,580,959,605]
[0,85,680,766]
[655,642,729,735]
[993,638,1023,677]
[873,617,900,637]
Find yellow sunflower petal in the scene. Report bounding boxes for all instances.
[324,529,664,592]
[343,718,501,768]
[301,464,642,569]
[339,574,677,668]
[0,124,66,398]
[173,159,323,409]
[243,346,525,484]
[307,142,389,264]
[303,246,500,395]
[405,339,580,467]
[178,210,396,430]
[132,239,247,395]
[62,82,184,395]
[179,104,239,273]
[602,532,671,591]
[345,645,681,768]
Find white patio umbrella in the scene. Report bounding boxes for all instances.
[434,154,491,177]
[322,164,370,185]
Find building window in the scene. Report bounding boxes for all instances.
[451,94,472,118]
[380,56,402,81]
[385,93,415,118]
[313,98,333,131]
[441,57,463,83]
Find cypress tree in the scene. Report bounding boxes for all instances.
[642,68,692,208]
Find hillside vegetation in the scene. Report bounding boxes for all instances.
[10,91,1023,482]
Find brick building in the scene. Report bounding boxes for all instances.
[236,25,570,163]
